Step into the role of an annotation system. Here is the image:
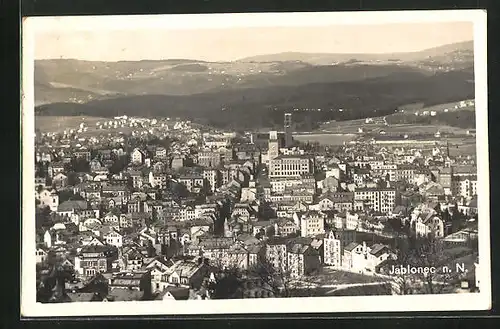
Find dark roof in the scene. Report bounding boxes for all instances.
[66,292,99,302]
[344,242,360,252]
[369,244,388,257]
[107,288,144,301]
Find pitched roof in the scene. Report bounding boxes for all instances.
[66,292,99,302]
[369,244,388,257]
[166,261,204,278]
[107,288,144,301]
[344,242,360,252]
[57,200,88,212]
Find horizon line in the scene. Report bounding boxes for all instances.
[34,39,474,63]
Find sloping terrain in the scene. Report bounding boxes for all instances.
[36,69,474,130]
[34,41,474,105]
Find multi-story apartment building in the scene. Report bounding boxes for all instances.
[269,155,314,178]
[316,192,354,212]
[452,175,478,199]
[197,150,222,168]
[354,187,398,214]
[395,164,417,183]
[74,245,118,278]
[282,188,315,204]
[178,174,205,193]
[128,170,143,189]
[155,146,167,159]
[300,210,326,237]
[148,171,168,189]
[202,168,221,192]
[265,238,289,273]
[270,175,316,194]
[323,230,343,267]
[287,243,321,278]
[369,163,397,181]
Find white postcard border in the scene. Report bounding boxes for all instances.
[21,9,490,317]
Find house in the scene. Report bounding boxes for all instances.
[146,258,174,292]
[48,162,65,178]
[37,189,59,212]
[131,148,146,165]
[342,242,361,271]
[299,211,326,237]
[57,200,88,218]
[103,228,123,248]
[82,236,106,247]
[74,245,118,279]
[103,212,120,229]
[164,260,208,289]
[108,270,152,301]
[287,243,321,278]
[189,220,212,241]
[36,247,48,264]
[185,237,233,265]
[155,147,167,159]
[119,214,133,228]
[265,238,290,273]
[52,172,68,188]
[158,287,191,300]
[274,218,299,237]
[252,220,274,237]
[414,212,445,238]
[365,244,393,273]
[79,218,102,233]
[323,230,342,267]
[227,243,265,270]
[342,241,392,274]
[123,247,146,271]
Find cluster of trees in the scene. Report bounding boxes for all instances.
[206,258,319,299]
[36,68,474,131]
[390,234,474,295]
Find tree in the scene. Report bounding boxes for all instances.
[247,258,293,297]
[109,155,129,175]
[206,264,245,299]
[389,233,467,295]
[67,172,80,186]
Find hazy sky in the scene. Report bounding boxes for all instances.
[34,19,473,62]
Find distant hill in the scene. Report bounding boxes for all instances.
[34,40,474,105]
[237,40,474,64]
[36,69,474,131]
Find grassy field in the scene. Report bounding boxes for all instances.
[404,100,475,113]
[307,268,387,285]
[317,100,475,135]
[35,116,108,133]
[293,133,357,145]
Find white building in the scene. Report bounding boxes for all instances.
[354,188,397,214]
[131,148,145,165]
[269,155,313,178]
[37,189,59,212]
[104,229,123,248]
[323,231,342,267]
[300,211,325,237]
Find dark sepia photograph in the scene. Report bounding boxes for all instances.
[21,10,490,316]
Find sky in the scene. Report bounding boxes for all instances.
[32,16,474,62]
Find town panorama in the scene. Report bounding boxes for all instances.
[32,21,480,303]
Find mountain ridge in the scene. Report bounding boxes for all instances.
[236,40,474,63]
[36,69,475,130]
